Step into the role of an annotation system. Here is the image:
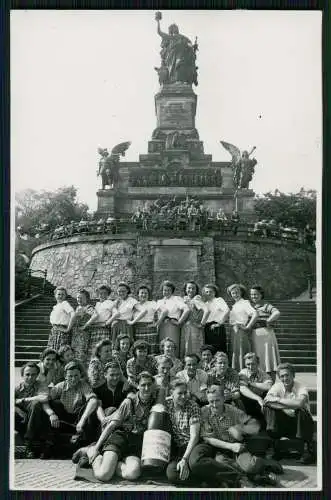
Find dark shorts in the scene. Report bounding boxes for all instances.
[103,429,144,460]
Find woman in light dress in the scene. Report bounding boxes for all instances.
[127,285,159,354]
[107,283,137,348]
[203,284,230,353]
[181,281,209,358]
[87,339,114,389]
[227,283,258,371]
[250,285,280,380]
[48,286,75,351]
[70,289,94,367]
[82,285,114,364]
[156,280,189,357]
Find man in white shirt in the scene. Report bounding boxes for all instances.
[264,363,315,464]
[177,354,208,406]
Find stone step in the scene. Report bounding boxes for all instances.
[278,350,317,359]
[289,364,316,372]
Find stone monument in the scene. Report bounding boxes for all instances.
[95,11,257,220]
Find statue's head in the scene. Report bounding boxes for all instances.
[242,150,249,158]
[168,23,179,35]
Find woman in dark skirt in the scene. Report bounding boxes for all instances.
[82,285,114,365]
[128,285,159,354]
[202,284,230,354]
[107,283,137,348]
[48,286,75,351]
[70,289,94,367]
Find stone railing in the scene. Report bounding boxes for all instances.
[30,219,315,251]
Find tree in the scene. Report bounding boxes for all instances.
[15,186,90,236]
[254,189,316,229]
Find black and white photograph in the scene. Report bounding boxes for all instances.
[11,9,322,491]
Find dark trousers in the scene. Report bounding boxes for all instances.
[22,400,97,445]
[264,406,314,443]
[166,443,241,486]
[241,394,267,427]
[204,323,227,354]
[15,401,50,443]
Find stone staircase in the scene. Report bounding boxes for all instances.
[14,296,317,418]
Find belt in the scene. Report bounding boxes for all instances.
[254,320,268,329]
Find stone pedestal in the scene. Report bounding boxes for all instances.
[96,189,116,217]
[155,84,197,130]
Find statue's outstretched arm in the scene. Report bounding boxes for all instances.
[156,20,168,39]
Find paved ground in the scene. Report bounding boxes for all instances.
[11,458,319,491]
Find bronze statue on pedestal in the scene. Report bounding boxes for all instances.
[97,141,131,189]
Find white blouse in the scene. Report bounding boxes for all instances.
[50,301,74,326]
[133,300,158,323]
[95,299,115,323]
[113,296,138,321]
[205,297,229,324]
[230,298,256,325]
[156,295,189,320]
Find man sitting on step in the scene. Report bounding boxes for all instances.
[239,353,273,425]
[38,361,98,457]
[15,362,49,458]
[264,362,315,464]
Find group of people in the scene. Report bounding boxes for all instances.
[15,280,316,487]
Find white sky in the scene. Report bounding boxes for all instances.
[11,10,322,212]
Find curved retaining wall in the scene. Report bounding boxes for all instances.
[30,233,315,300]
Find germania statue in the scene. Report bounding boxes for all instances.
[154,11,198,86]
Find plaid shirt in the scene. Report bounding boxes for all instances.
[126,356,157,380]
[166,398,200,448]
[201,403,250,443]
[15,381,48,411]
[107,392,155,435]
[239,368,272,396]
[49,380,96,414]
[207,367,240,401]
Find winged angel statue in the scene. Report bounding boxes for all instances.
[97,141,131,189]
[220,141,257,189]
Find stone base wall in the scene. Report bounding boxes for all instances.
[30,234,315,301]
[214,238,315,300]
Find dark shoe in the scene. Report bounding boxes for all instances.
[40,441,54,459]
[25,447,37,459]
[264,459,284,475]
[72,446,88,464]
[78,456,90,469]
[253,472,278,486]
[299,451,315,465]
[70,433,84,446]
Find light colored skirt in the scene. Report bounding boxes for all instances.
[48,325,70,352]
[159,321,181,358]
[230,326,252,372]
[134,322,159,354]
[180,322,204,359]
[111,320,133,348]
[86,325,111,364]
[251,327,280,373]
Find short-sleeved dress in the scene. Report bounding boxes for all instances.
[111,296,137,347]
[48,300,75,351]
[180,295,206,358]
[71,304,95,366]
[87,299,114,363]
[229,298,256,371]
[251,302,280,373]
[156,295,189,357]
